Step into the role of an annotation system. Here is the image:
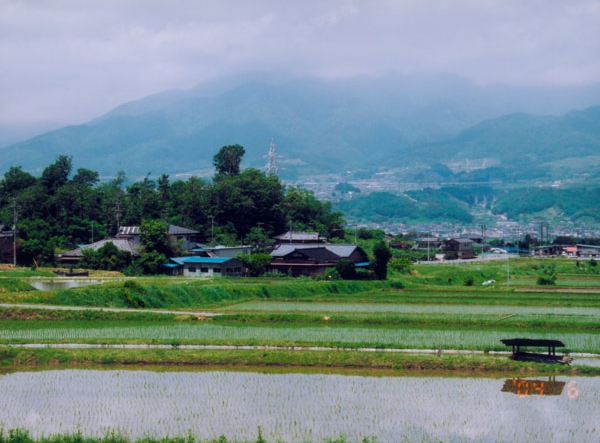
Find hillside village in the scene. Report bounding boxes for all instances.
[36,222,600,279]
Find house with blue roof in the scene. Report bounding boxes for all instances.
[165,256,244,277]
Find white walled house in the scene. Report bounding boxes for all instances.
[166,256,243,277]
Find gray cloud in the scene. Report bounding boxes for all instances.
[1,0,598,126]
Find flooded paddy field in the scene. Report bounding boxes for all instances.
[0,368,597,443]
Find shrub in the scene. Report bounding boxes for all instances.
[537,275,556,285]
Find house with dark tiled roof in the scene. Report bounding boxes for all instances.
[269,243,370,277]
[57,238,139,264]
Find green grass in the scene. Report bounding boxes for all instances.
[0,258,599,371]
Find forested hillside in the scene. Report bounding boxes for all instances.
[339,184,600,226]
[1,76,599,182]
[0,148,344,269]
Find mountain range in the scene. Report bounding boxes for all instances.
[1,74,599,184]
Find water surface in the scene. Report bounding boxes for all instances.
[0,369,596,442]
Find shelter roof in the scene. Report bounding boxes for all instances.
[501,338,565,348]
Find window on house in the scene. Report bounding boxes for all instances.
[188,266,196,272]
[201,267,209,273]
[214,268,221,273]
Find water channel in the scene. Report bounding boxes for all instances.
[0,368,597,442]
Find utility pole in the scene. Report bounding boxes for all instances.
[114,197,122,235]
[11,198,18,267]
[209,215,215,244]
[427,232,430,262]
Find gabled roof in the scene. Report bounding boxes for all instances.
[59,238,138,259]
[291,247,341,262]
[274,231,326,242]
[168,224,199,235]
[446,238,473,243]
[271,243,365,260]
[118,224,198,236]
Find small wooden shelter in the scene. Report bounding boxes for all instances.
[501,338,573,365]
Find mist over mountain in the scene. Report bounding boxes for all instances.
[1,74,599,182]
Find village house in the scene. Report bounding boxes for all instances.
[269,243,370,277]
[57,238,139,265]
[273,230,327,244]
[165,256,244,277]
[442,238,476,260]
[190,245,251,258]
[118,224,200,252]
[412,236,443,251]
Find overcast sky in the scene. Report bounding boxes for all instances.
[1,0,599,128]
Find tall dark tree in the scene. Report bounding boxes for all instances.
[210,168,285,239]
[213,144,245,177]
[41,155,72,194]
[372,241,392,280]
[0,166,36,201]
[137,219,169,274]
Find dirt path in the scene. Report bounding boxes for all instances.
[0,303,222,317]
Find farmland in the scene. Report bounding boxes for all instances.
[1,257,599,369]
[1,257,600,442]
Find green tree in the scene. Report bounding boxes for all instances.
[79,242,132,271]
[335,259,357,280]
[139,219,169,256]
[390,256,413,273]
[238,253,272,277]
[372,240,392,280]
[281,187,345,238]
[41,155,72,194]
[0,166,36,202]
[136,219,169,274]
[213,144,245,177]
[210,169,285,240]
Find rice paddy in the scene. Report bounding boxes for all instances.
[1,258,599,441]
[0,369,597,443]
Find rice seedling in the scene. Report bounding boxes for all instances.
[0,369,597,443]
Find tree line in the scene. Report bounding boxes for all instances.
[0,145,345,269]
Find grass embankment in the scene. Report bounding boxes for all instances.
[0,258,599,373]
[0,428,348,443]
[1,346,596,376]
[1,278,401,309]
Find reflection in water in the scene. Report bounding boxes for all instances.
[0,370,596,442]
[28,279,105,291]
[501,377,566,396]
